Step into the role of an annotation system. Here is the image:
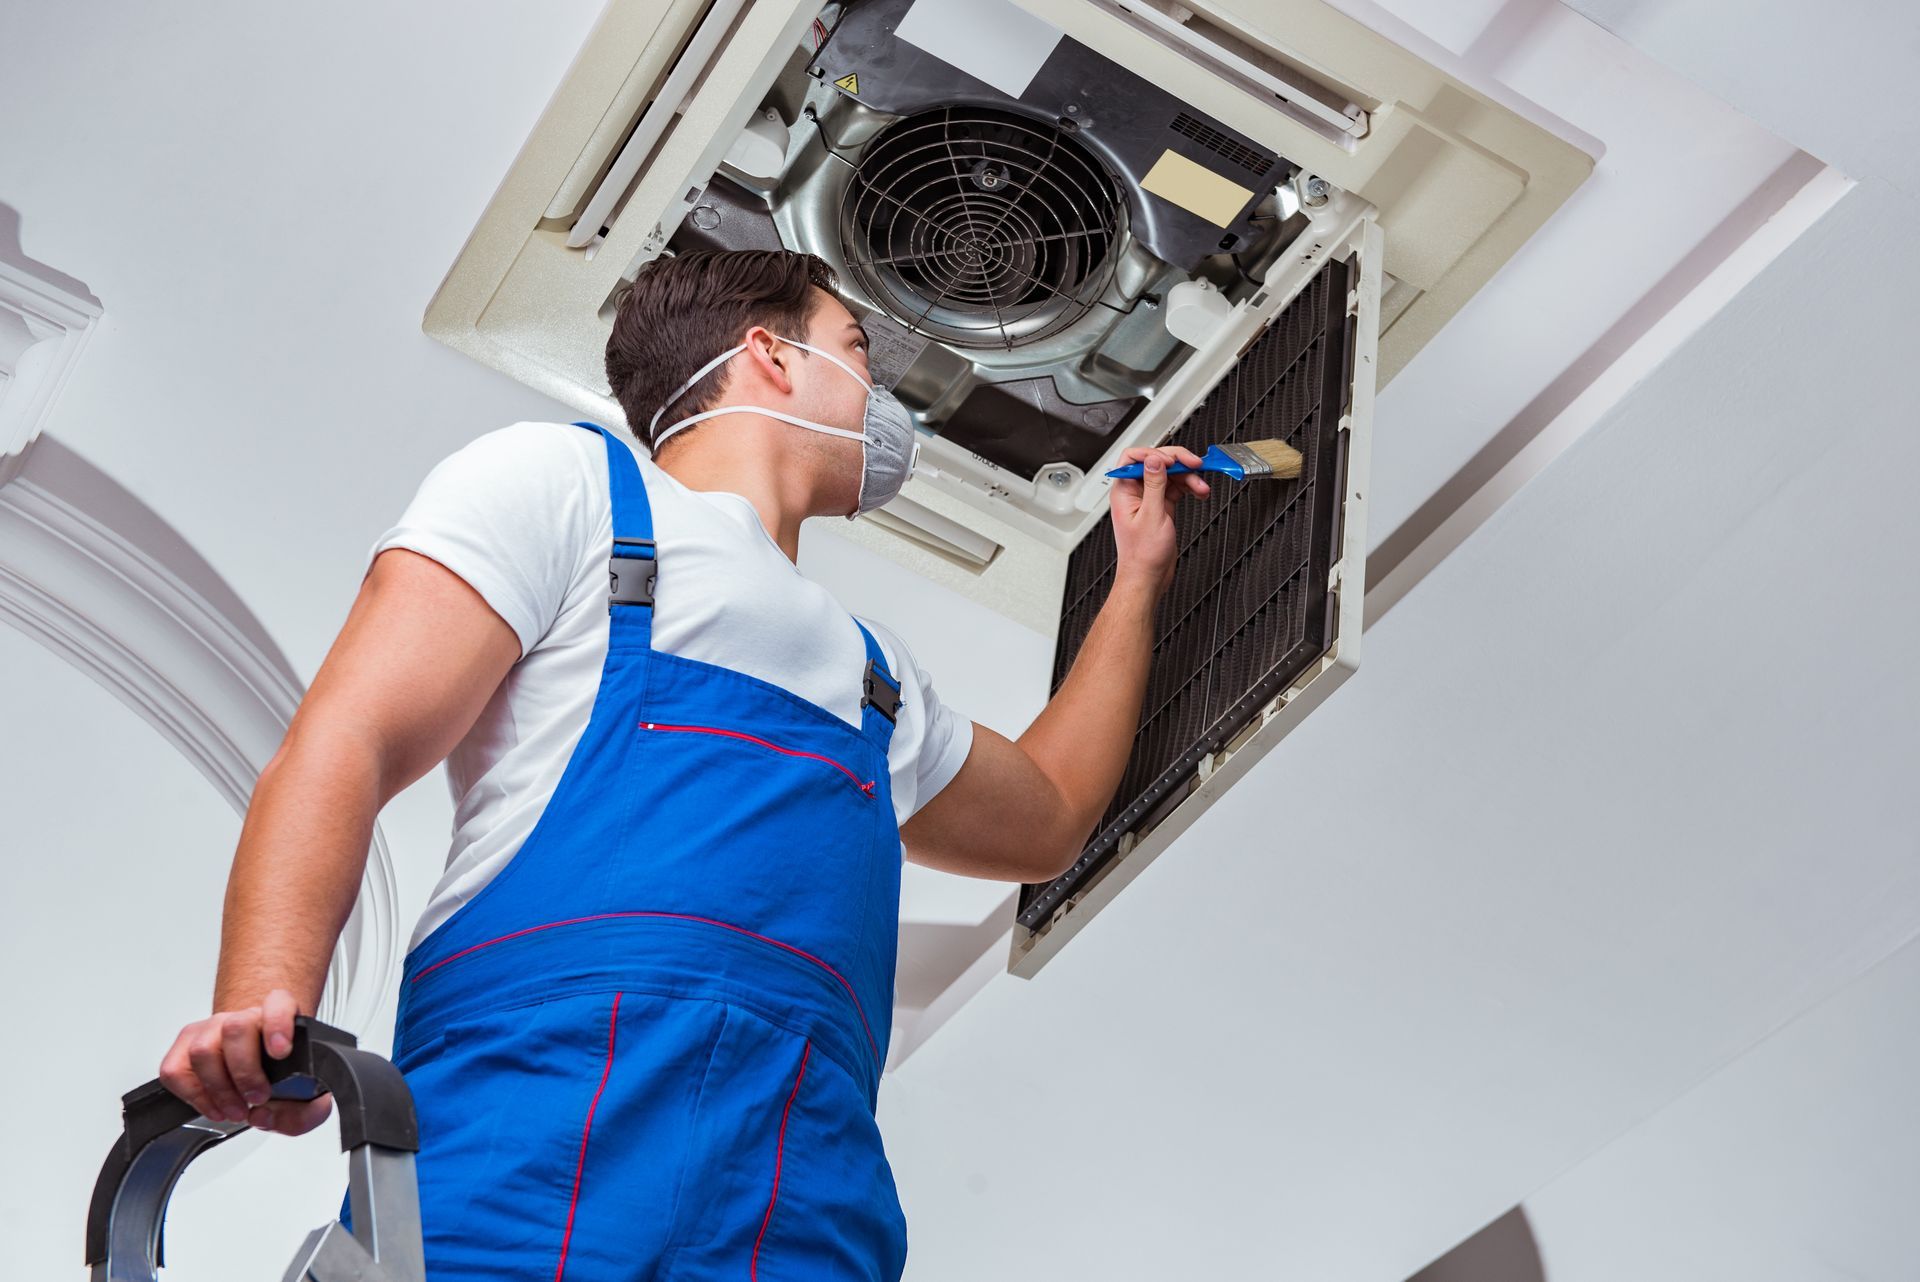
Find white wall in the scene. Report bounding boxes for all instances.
[1527,926,1920,1281]
[1,4,606,1277]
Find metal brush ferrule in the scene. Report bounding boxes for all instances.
[1215,442,1270,477]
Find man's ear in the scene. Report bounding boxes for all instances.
[742,325,797,396]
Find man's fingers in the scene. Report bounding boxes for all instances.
[1136,453,1169,522]
[1152,446,1206,498]
[262,989,300,1059]
[252,1093,333,1137]
[1111,445,1211,515]
[1170,459,1207,498]
[224,1007,271,1110]
[159,992,312,1132]
[187,1024,248,1122]
[158,1034,220,1123]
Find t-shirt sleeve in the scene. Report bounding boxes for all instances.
[364,422,592,661]
[909,661,974,808]
[859,617,974,821]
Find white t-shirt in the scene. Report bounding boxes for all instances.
[366,421,975,953]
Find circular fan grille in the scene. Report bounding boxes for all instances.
[839,106,1125,349]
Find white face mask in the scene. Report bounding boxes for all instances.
[647,333,921,518]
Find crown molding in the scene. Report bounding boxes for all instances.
[0,434,398,1032]
[0,251,101,466]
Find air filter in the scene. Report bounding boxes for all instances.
[1018,252,1357,930]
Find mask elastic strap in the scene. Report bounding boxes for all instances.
[647,333,871,447]
[778,336,874,391]
[652,405,869,453]
[647,342,748,441]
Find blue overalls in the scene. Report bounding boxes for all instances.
[340,421,911,1281]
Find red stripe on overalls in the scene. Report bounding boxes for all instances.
[639,721,878,795]
[410,912,882,1065]
[753,1039,812,1281]
[554,992,621,1282]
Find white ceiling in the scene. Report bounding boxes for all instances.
[1524,928,1920,1281]
[1571,0,1920,199]
[1330,0,1800,546]
[1507,1,1920,1277]
[3,1,1916,1279]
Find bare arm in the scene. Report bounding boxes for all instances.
[161,546,522,1133]
[902,444,1207,883]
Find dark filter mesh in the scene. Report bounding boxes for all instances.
[1017,254,1356,929]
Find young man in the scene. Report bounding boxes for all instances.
[159,249,1208,1280]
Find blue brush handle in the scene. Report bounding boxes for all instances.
[1104,444,1241,481]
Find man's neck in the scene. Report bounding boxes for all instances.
[652,422,826,563]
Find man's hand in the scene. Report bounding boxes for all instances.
[896,443,1217,883]
[158,987,335,1135]
[1109,444,1210,598]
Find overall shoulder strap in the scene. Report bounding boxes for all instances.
[852,618,902,750]
[571,421,656,648]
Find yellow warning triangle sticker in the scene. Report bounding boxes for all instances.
[833,72,860,95]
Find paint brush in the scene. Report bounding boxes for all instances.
[1103,439,1303,482]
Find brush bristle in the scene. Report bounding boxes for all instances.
[1239,438,1304,479]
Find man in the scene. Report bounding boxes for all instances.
[159,248,1208,1279]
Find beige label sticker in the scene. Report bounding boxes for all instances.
[1140,149,1255,229]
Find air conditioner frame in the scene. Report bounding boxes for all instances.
[423,0,1591,629]
[418,0,1592,983]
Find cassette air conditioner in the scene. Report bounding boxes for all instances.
[423,0,1595,976]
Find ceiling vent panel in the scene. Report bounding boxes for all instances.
[1015,246,1360,966]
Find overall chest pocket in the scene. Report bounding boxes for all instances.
[638,721,880,800]
[625,711,893,1020]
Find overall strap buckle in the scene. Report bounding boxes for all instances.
[609,537,656,608]
[861,657,902,724]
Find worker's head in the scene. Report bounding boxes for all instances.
[605,248,913,516]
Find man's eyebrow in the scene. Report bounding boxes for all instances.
[846,320,871,345]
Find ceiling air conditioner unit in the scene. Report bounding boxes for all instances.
[424,0,1594,978]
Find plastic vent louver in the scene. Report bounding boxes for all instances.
[1169,110,1275,179]
[1018,253,1357,929]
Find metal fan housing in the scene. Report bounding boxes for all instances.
[837,105,1127,350]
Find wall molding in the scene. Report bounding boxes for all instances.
[0,239,101,467]
[0,433,398,1032]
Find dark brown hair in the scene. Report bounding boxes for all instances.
[605,249,840,452]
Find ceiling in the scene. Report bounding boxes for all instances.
[3,1,1915,1278]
